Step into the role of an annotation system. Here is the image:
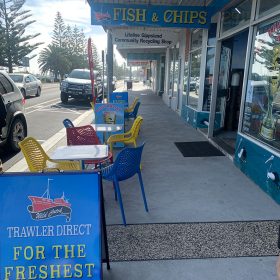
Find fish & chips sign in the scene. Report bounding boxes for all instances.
[89,3,212,28]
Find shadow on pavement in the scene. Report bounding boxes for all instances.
[55,99,92,111]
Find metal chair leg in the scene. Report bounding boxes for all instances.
[114,179,127,226]
[113,181,117,201]
[137,171,148,212]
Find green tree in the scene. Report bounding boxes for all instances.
[0,0,42,72]
[66,26,87,69]
[38,44,70,80]
[71,26,85,54]
[38,12,68,79]
[91,41,101,71]
[38,13,101,77]
[113,57,125,79]
[64,25,73,54]
[52,11,66,48]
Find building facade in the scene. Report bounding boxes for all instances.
[89,0,280,204]
[163,0,280,203]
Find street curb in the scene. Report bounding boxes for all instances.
[6,109,93,172]
[42,83,60,89]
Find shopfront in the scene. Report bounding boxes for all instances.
[234,1,280,203]
[88,0,280,203]
[180,0,280,203]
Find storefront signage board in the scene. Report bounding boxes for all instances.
[112,29,178,48]
[109,92,128,107]
[127,61,150,67]
[0,172,102,280]
[95,103,125,147]
[90,3,212,28]
[127,53,160,61]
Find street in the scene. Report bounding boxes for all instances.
[1,80,126,171]
[1,83,91,171]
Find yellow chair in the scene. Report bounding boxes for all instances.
[107,116,143,152]
[125,97,139,113]
[19,137,81,172]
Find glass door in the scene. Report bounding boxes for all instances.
[213,45,232,135]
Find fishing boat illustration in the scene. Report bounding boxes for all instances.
[95,12,111,21]
[27,179,72,222]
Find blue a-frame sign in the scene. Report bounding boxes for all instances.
[0,172,102,280]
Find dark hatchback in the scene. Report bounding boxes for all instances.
[0,71,27,152]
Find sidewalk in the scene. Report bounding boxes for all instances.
[11,83,280,278]
[101,85,280,279]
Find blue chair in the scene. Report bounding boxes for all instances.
[63,118,74,128]
[101,143,148,225]
[124,101,141,121]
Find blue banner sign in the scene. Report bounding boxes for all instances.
[95,103,124,147]
[89,3,212,28]
[109,92,128,107]
[0,172,101,280]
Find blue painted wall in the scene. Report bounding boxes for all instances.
[181,106,209,128]
[234,133,280,204]
[181,106,221,129]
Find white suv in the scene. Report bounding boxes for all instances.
[60,69,103,103]
[0,71,27,152]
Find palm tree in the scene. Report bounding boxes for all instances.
[38,45,70,80]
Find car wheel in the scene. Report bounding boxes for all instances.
[61,92,68,104]
[8,118,26,152]
[21,88,26,98]
[36,87,41,97]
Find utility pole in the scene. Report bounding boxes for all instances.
[106,31,113,101]
[102,50,105,101]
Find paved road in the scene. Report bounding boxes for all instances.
[1,83,92,171]
[1,80,126,171]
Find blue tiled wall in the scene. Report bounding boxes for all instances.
[234,133,280,204]
[181,106,209,128]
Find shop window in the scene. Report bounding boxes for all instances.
[221,0,252,33]
[258,0,280,19]
[182,30,191,107]
[208,23,217,46]
[169,48,178,93]
[169,51,174,91]
[182,60,189,106]
[242,16,280,150]
[187,49,201,109]
[173,48,179,94]
[203,48,215,111]
[191,29,203,50]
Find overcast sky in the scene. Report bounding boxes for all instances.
[24,0,123,73]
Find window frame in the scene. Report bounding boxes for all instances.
[0,73,14,94]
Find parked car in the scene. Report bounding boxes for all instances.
[60,69,103,103]
[189,79,198,93]
[183,79,198,94]
[9,73,42,98]
[0,71,27,152]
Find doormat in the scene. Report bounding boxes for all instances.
[175,141,225,157]
[106,220,280,262]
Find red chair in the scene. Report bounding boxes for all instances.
[66,125,113,168]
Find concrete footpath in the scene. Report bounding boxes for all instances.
[102,85,280,279]
[10,83,280,279]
